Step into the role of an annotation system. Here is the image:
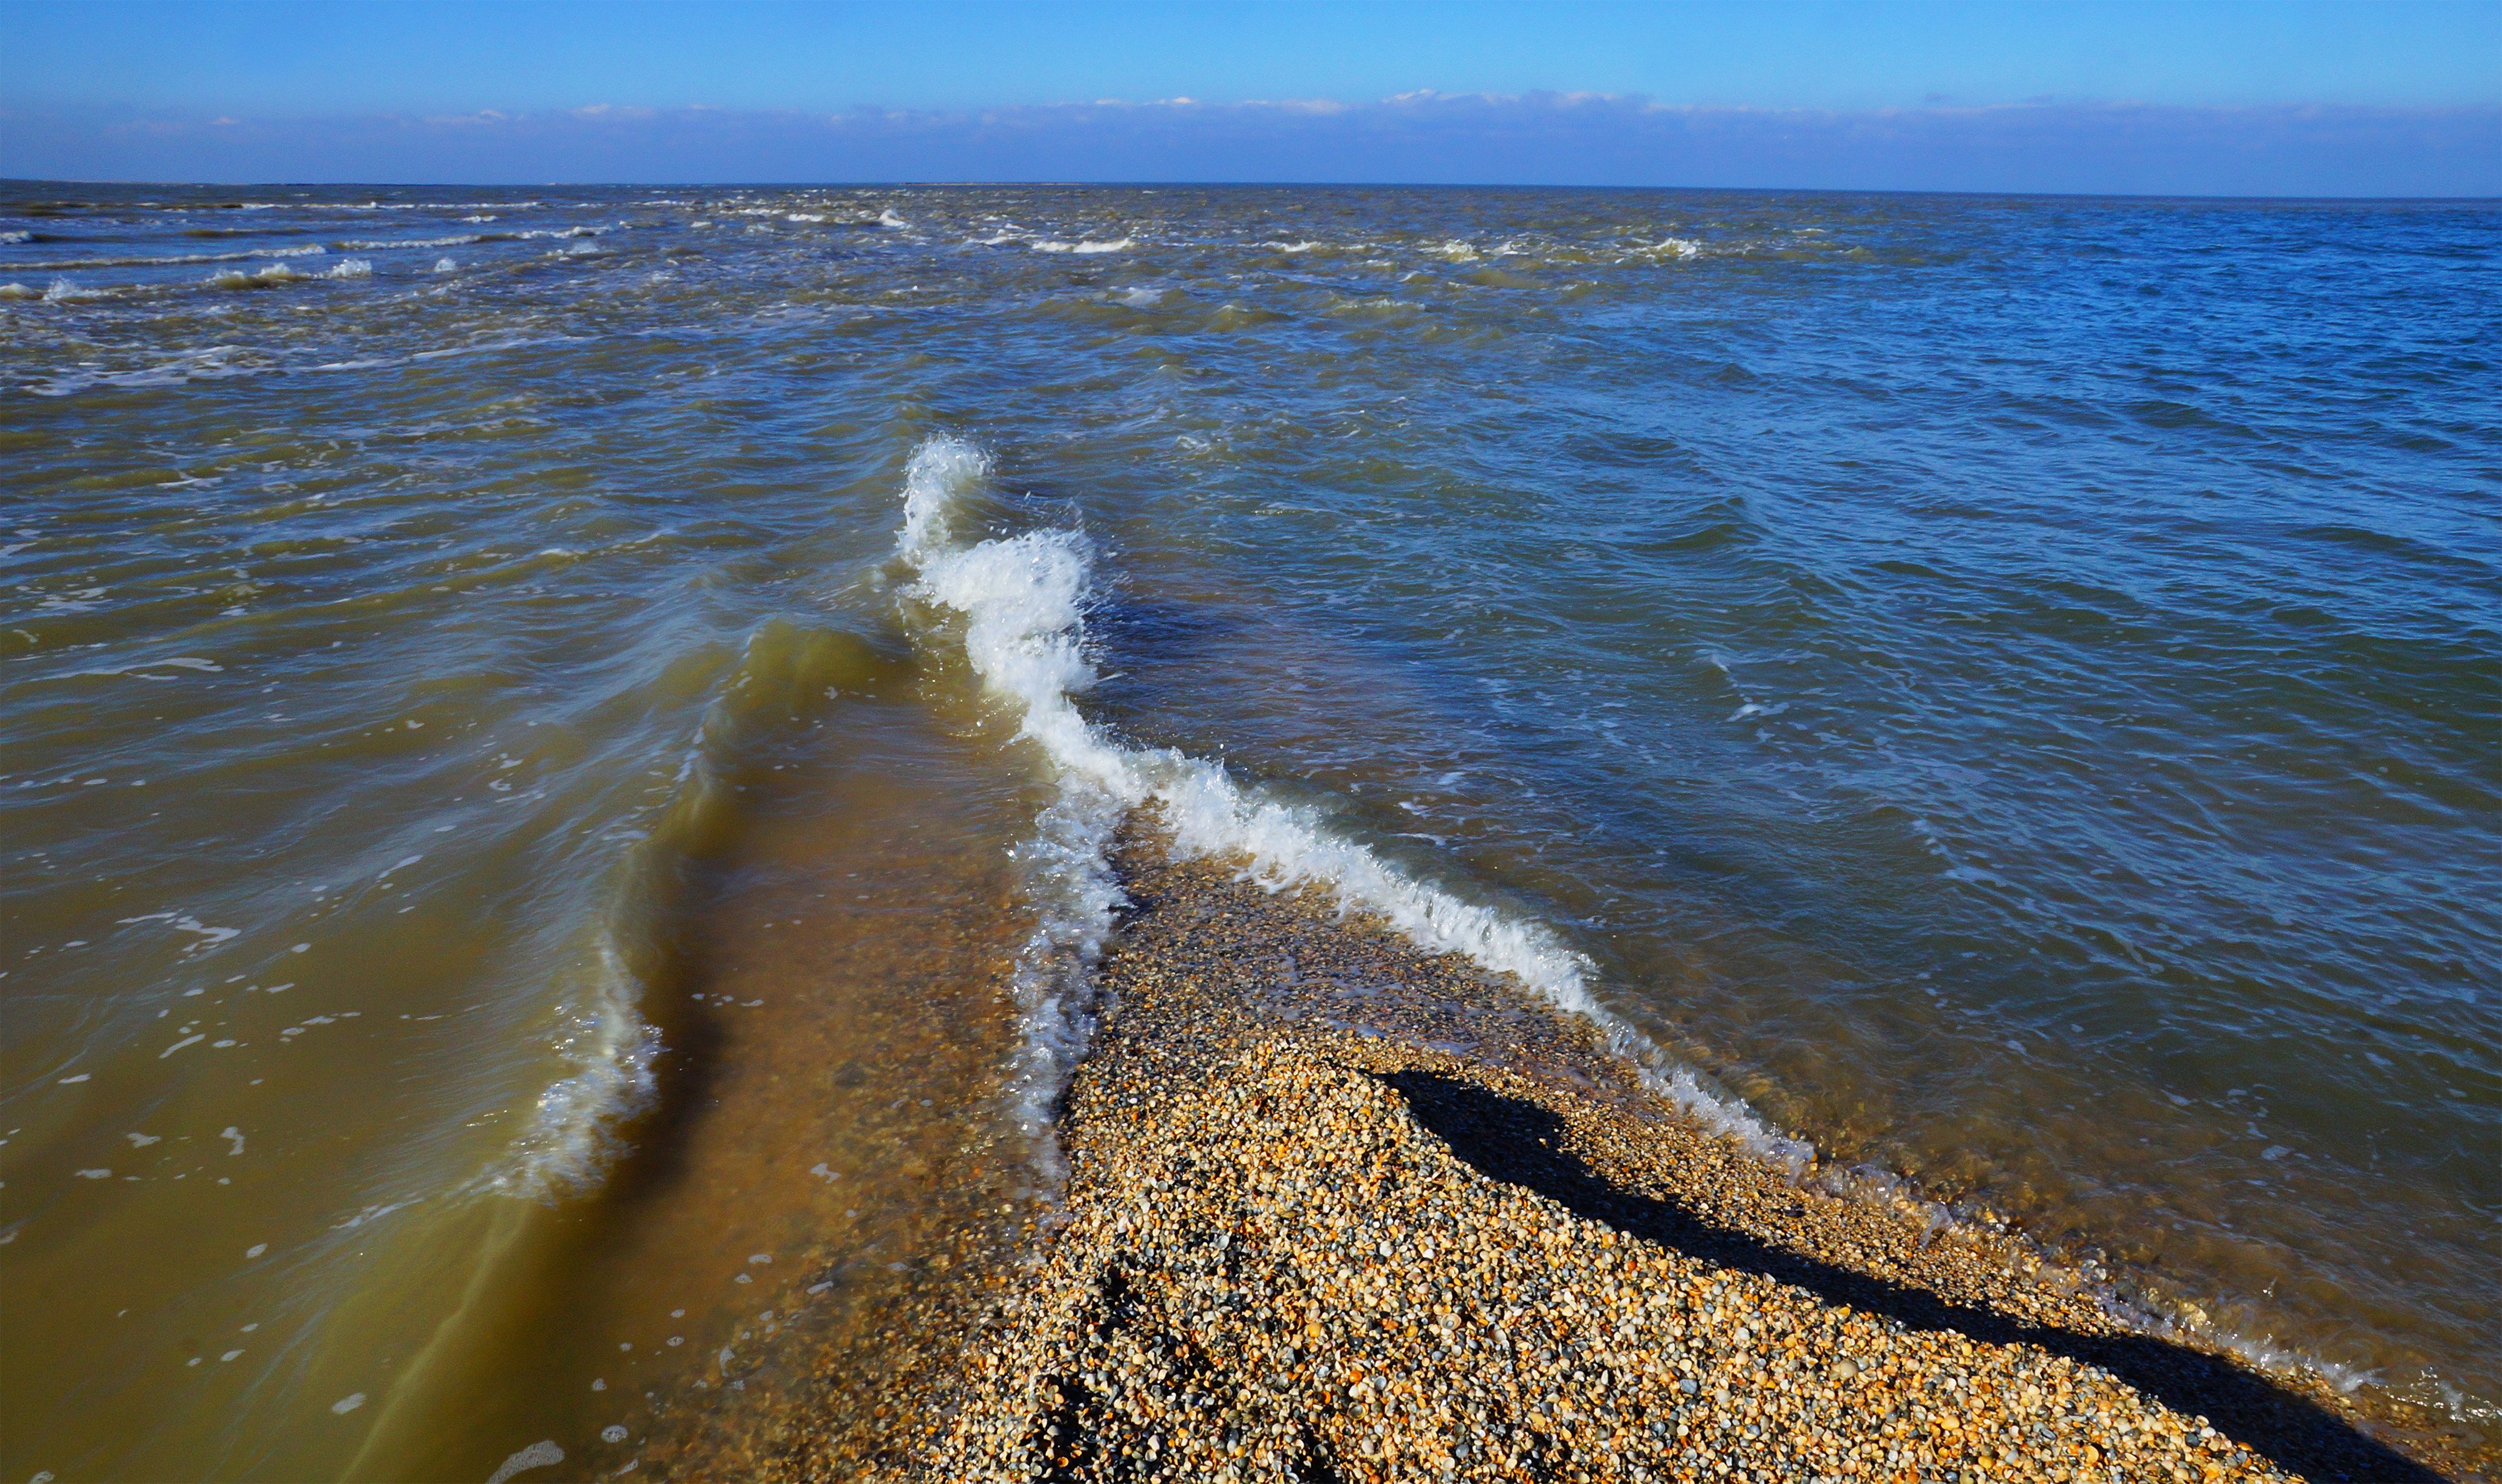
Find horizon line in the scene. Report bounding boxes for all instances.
[8,176,2500,204]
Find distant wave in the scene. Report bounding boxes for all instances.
[1032,238,1135,254]
[21,244,329,271]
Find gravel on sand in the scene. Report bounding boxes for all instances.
[687,836,2466,1483]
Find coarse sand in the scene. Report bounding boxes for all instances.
[660,837,2474,1483]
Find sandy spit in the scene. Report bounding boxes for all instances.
[672,840,2468,1483]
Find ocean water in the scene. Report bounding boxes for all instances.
[3,183,2496,1480]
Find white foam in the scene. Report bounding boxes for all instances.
[327,258,373,279]
[1033,238,1134,254]
[895,435,987,559]
[893,437,1807,1173]
[1,229,31,244]
[484,1440,563,1484]
[877,208,910,229]
[43,278,105,303]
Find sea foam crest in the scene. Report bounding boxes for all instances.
[1033,238,1135,254]
[894,436,1807,1173]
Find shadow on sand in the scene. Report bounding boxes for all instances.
[1378,1068,2443,1484]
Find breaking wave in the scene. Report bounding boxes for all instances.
[886,436,2409,1416]
[19,244,329,271]
[890,436,1807,1175]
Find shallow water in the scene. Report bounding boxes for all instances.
[3,183,2496,1479]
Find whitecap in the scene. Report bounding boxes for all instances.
[1033,238,1133,254]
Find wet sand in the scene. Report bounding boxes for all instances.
[668,835,2474,1483]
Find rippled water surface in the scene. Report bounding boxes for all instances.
[4,183,2497,1480]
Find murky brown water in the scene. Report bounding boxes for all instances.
[358,690,1043,1482]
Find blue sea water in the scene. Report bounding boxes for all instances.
[3,183,2496,1478]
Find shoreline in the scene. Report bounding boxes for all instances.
[673,835,2476,1483]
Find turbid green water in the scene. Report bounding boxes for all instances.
[4,183,2496,1480]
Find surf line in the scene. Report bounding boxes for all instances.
[888,436,2403,1426]
[888,436,1806,1181]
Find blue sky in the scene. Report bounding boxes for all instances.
[3,1,2498,192]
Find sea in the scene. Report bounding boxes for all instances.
[3,182,2496,1481]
